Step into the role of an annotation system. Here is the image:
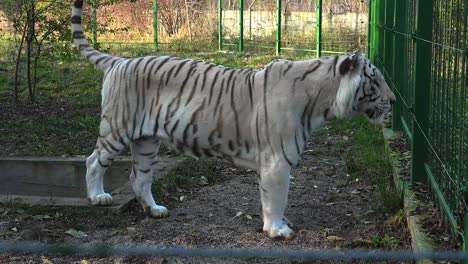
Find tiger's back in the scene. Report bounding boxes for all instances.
[100,55,260,167]
[72,0,395,240]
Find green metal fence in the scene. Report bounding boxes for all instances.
[369,0,467,245]
[88,0,367,56]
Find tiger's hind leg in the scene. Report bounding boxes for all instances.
[86,135,127,206]
[130,137,168,218]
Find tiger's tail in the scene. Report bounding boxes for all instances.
[71,0,121,70]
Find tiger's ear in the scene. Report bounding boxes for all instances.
[339,48,364,75]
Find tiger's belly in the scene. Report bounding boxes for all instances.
[154,119,258,171]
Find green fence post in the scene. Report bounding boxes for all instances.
[316,0,322,58]
[92,0,98,49]
[411,0,433,183]
[153,0,158,50]
[239,0,244,52]
[391,0,407,131]
[218,0,223,51]
[369,0,381,62]
[367,0,372,57]
[369,0,376,61]
[276,0,281,56]
[383,0,394,79]
[377,0,385,63]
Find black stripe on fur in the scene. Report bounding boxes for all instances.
[73,31,85,39]
[74,0,84,8]
[71,16,81,24]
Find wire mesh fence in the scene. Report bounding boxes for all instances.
[280,1,317,53]
[78,0,368,56]
[321,0,368,55]
[370,0,467,246]
[243,0,276,52]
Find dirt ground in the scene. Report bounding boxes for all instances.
[0,127,410,263]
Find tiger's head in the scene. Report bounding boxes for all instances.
[334,49,396,124]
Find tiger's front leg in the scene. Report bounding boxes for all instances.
[259,160,294,239]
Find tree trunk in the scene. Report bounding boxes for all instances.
[25,1,36,102]
[32,42,42,99]
[26,4,33,102]
[14,25,27,103]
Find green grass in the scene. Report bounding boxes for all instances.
[370,234,401,249]
[152,157,217,202]
[0,111,99,156]
[330,116,403,213]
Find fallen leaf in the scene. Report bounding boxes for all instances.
[234,211,244,218]
[327,235,344,241]
[33,215,53,221]
[179,196,185,202]
[11,227,17,232]
[110,229,119,236]
[65,229,88,238]
[245,214,253,220]
[41,256,53,264]
[351,189,360,195]
[199,176,209,185]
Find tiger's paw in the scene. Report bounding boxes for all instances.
[147,205,169,218]
[88,193,113,206]
[263,223,294,240]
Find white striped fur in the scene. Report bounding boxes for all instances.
[72,0,395,239]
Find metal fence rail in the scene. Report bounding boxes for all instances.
[369,0,467,247]
[2,240,468,261]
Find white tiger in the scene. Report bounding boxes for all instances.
[72,0,395,239]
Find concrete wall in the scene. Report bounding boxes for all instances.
[222,10,368,38]
[0,157,131,198]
